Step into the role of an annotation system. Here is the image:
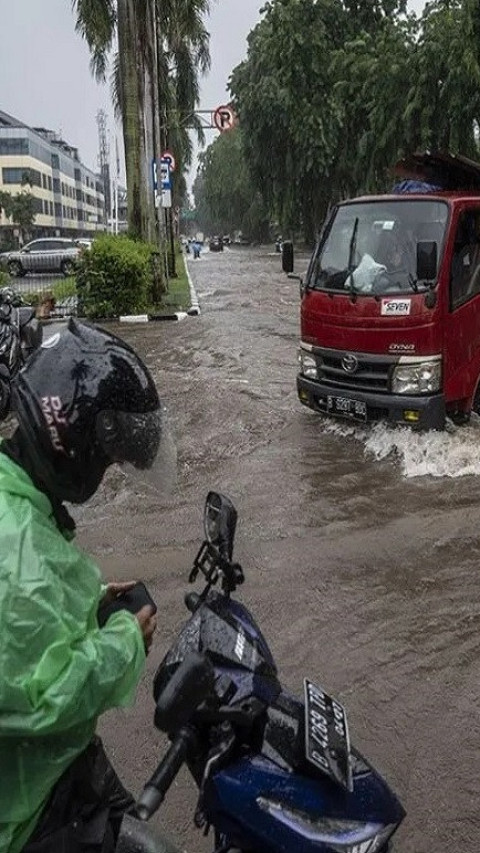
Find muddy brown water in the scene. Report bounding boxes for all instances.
[14,246,480,850]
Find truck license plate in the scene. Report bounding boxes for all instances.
[327,395,367,422]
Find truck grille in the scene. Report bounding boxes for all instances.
[314,348,396,394]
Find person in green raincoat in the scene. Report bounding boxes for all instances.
[0,320,167,852]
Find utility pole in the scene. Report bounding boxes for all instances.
[96,110,110,230]
[114,135,119,235]
[160,105,176,279]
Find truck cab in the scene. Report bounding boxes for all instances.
[287,152,480,430]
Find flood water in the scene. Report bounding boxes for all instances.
[32,247,480,849]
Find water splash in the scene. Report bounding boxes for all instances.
[320,416,480,479]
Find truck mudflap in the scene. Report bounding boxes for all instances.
[297,375,446,430]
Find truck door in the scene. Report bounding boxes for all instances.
[444,207,480,407]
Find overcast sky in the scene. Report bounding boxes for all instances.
[0,0,425,186]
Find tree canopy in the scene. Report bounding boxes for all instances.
[223,0,480,243]
[193,128,270,240]
[0,190,36,243]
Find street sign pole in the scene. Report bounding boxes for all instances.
[153,157,169,291]
[160,156,176,278]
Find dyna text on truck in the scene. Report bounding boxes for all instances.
[284,151,480,430]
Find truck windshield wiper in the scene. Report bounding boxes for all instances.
[407,273,419,293]
[346,217,359,300]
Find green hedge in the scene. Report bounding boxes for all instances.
[75,234,155,319]
[52,277,77,301]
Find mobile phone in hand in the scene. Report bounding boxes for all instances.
[98,581,157,627]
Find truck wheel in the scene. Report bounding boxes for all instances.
[450,410,471,426]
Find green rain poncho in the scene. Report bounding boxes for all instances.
[0,451,146,853]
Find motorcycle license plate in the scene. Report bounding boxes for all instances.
[304,679,353,791]
[327,395,367,422]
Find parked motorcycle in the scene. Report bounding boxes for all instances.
[0,286,42,419]
[118,491,405,852]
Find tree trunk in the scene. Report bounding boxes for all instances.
[117,0,150,241]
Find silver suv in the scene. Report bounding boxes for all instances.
[0,238,85,278]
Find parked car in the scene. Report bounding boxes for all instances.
[209,235,224,252]
[0,237,85,278]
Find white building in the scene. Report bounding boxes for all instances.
[0,109,105,244]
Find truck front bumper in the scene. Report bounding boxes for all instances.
[297,375,446,430]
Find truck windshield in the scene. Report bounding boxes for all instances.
[309,199,448,295]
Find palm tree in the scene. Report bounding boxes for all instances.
[155,0,210,273]
[158,0,211,168]
[72,0,210,241]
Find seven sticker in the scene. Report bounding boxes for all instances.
[381,298,411,316]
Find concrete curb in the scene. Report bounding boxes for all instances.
[39,314,183,325]
[184,256,201,316]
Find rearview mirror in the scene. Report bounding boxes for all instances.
[154,651,215,732]
[204,491,237,560]
[282,240,294,273]
[416,240,437,281]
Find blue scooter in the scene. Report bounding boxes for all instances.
[125,492,405,853]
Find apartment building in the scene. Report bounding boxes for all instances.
[0,109,105,245]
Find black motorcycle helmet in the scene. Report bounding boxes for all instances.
[11,319,164,503]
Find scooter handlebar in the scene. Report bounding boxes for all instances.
[135,726,197,821]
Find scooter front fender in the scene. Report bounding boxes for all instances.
[116,814,180,853]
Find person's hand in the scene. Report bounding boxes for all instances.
[101,581,137,606]
[136,605,157,654]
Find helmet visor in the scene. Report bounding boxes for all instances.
[115,410,162,469]
[121,422,177,498]
[96,407,177,497]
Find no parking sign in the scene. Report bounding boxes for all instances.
[161,150,176,172]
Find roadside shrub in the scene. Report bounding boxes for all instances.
[75,234,153,319]
[26,291,43,307]
[0,269,10,288]
[52,277,77,302]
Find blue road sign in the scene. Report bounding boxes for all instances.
[160,158,172,190]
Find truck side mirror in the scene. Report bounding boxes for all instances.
[416,240,437,281]
[282,240,294,273]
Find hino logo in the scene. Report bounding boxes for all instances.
[341,354,358,374]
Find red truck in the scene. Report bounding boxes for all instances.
[284,152,480,430]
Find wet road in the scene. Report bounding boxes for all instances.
[51,247,480,849]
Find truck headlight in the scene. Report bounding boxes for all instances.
[392,359,441,394]
[299,349,318,379]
